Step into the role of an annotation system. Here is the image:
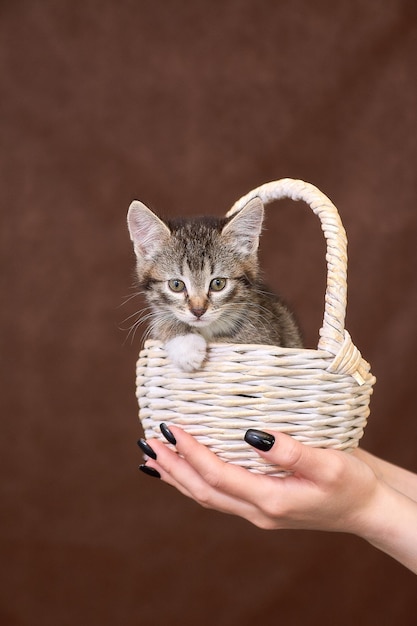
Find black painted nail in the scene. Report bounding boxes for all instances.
[139,464,161,479]
[244,429,275,452]
[160,423,177,445]
[137,438,157,460]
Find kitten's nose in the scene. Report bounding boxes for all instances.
[190,306,207,319]
[189,299,208,319]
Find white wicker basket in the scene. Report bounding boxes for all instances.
[135,178,376,474]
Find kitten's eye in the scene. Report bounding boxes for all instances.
[168,279,186,293]
[210,277,227,292]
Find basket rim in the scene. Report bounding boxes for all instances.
[139,336,374,386]
[141,337,331,357]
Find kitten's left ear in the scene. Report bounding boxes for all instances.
[222,197,264,255]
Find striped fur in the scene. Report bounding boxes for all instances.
[127,198,302,369]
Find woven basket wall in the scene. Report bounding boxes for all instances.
[135,178,376,475]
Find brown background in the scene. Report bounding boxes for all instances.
[1,1,416,625]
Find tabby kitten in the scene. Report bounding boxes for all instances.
[127,197,302,371]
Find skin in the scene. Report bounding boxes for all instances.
[143,428,417,574]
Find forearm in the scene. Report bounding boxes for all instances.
[357,480,417,574]
[355,449,417,502]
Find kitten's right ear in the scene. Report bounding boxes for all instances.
[127,201,171,260]
[222,197,264,256]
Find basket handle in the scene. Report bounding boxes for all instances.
[227,178,368,384]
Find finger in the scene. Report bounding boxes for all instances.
[250,430,345,484]
[167,426,281,504]
[145,439,207,496]
[146,437,258,521]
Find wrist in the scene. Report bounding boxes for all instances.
[353,479,417,573]
[354,448,417,502]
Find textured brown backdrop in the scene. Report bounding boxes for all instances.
[1,1,416,625]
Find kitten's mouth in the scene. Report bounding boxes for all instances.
[176,311,219,328]
[188,318,211,327]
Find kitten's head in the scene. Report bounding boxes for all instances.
[127,198,264,336]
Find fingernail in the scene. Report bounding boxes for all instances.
[137,438,157,460]
[139,464,161,479]
[244,429,275,451]
[160,423,177,445]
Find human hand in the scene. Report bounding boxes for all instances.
[138,426,380,534]
[138,425,417,572]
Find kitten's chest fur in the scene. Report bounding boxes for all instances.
[128,197,302,370]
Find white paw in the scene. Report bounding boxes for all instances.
[166,334,207,372]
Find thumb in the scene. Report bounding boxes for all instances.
[245,429,334,481]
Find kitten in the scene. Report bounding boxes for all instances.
[127,197,302,371]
